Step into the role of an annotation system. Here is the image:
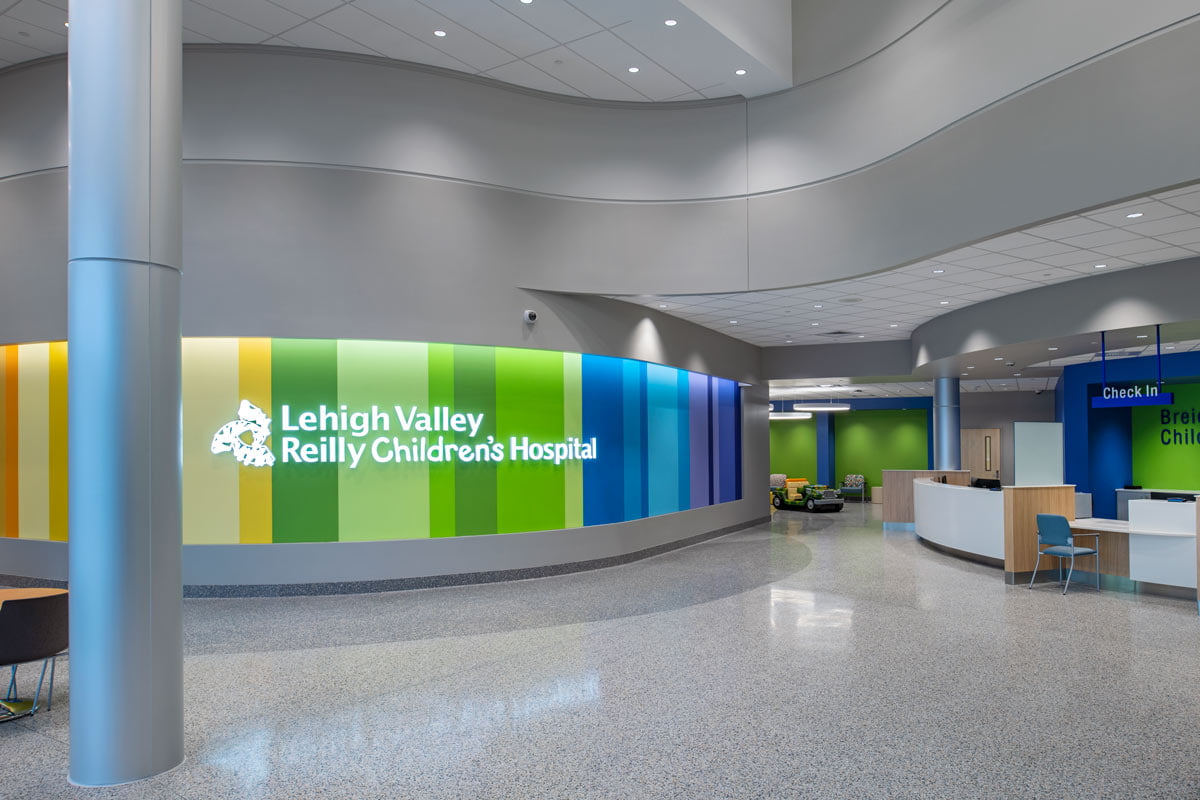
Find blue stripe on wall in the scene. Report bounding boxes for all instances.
[646,363,681,516]
[717,380,739,503]
[623,359,647,521]
[581,354,625,525]
[677,370,691,512]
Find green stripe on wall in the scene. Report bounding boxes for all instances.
[272,339,339,543]
[427,344,456,537]
[495,347,566,534]
[563,352,583,529]
[337,340,430,540]
[453,345,497,536]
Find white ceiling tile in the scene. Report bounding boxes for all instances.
[266,0,342,16]
[1091,237,1176,258]
[1128,246,1199,264]
[500,0,603,43]
[189,0,305,36]
[1084,199,1180,226]
[950,252,1020,269]
[1155,228,1200,246]
[6,0,67,35]
[567,29,693,101]
[0,33,49,61]
[278,20,379,55]
[1060,228,1142,249]
[0,12,65,52]
[184,26,221,43]
[1160,191,1200,213]
[1031,249,1104,268]
[353,0,515,71]
[182,2,271,42]
[974,231,1047,252]
[429,0,558,58]
[1001,241,1077,260]
[1124,213,1200,237]
[311,6,473,69]
[524,45,646,100]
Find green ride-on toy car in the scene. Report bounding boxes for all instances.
[771,480,844,513]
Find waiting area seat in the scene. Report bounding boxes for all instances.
[0,588,68,722]
[1028,514,1100,595]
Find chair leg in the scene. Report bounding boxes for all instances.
[5,666,14,701]
[1095,552,1102,591]
[1063,553,1075,595]
[46,656,56,711]
[28,659,50,716]
[1028,550,1043,588]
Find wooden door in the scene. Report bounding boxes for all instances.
[961,428,1000,482]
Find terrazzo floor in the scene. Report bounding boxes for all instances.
[3,506,1199,799]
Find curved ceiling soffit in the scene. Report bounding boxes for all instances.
[909,257,1200,374]
[2,11,1198,205]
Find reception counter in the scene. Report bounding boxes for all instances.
[913,480,1004,563]
[911,478,1197,601]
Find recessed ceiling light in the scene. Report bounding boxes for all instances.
[961,373,968,376]
[858,334,865,338]
[967,365,975,369]
[1125,212,1143,219]
[999,383,1007,387]
[1014,373,1022,377]
[932,268,945,274]
[734,69,747,76]
[994,357,1004,361]
[811,322,819,326]
[1094,264,1108,269]
[628,67,640,73]
[813,304,823,309]
[1048,346,1059,351]
[889,323,899,328]
[657,303,667,309]
[1136,334,1148,339]
[434,29,447,36]
[939,300,950,305]
[520,0,533,4]
[664,19,677,26]
[729,320,738,324]
[1166,345,1175,349]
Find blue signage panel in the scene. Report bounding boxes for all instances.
[1091,392,1174,409]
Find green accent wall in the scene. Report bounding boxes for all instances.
[834,409,928,488]
[1131,382,1200,490]
[769,419,817,481]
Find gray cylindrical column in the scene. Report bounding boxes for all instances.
[68,0,183,786]
[933,377,961,470]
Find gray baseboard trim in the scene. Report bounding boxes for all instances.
[916,536,1003,569]
[181,515,770,597]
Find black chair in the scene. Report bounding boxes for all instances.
[0,591,68,721]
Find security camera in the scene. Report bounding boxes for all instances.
[1034,389,1044,395]
[523,309,538,324]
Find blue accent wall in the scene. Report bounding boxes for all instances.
[1059,351,1200,517]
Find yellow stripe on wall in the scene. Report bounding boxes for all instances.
[16,343,49,540]
[182,338,240,545]
[48,342,68,541]
[563,352,583,529]
[237,338,273,544]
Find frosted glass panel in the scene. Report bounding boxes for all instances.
[1013,422,1064,486]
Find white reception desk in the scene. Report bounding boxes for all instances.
[913,479,1004,562]
[1126,499,1197,589]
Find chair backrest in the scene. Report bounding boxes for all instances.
[0,592,69,668]
[1035,513,1073,548]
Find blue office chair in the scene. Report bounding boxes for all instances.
[1027,513,1100,594]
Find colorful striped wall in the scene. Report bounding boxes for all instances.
[0,338,742,544]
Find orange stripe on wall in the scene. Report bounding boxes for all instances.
[238,338,273,544]
[2,346,18,538]
[48,342,68,541]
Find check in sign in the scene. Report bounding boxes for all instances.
[1091,383,1174,409]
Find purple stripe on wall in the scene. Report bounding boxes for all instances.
[689,373,710,509]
